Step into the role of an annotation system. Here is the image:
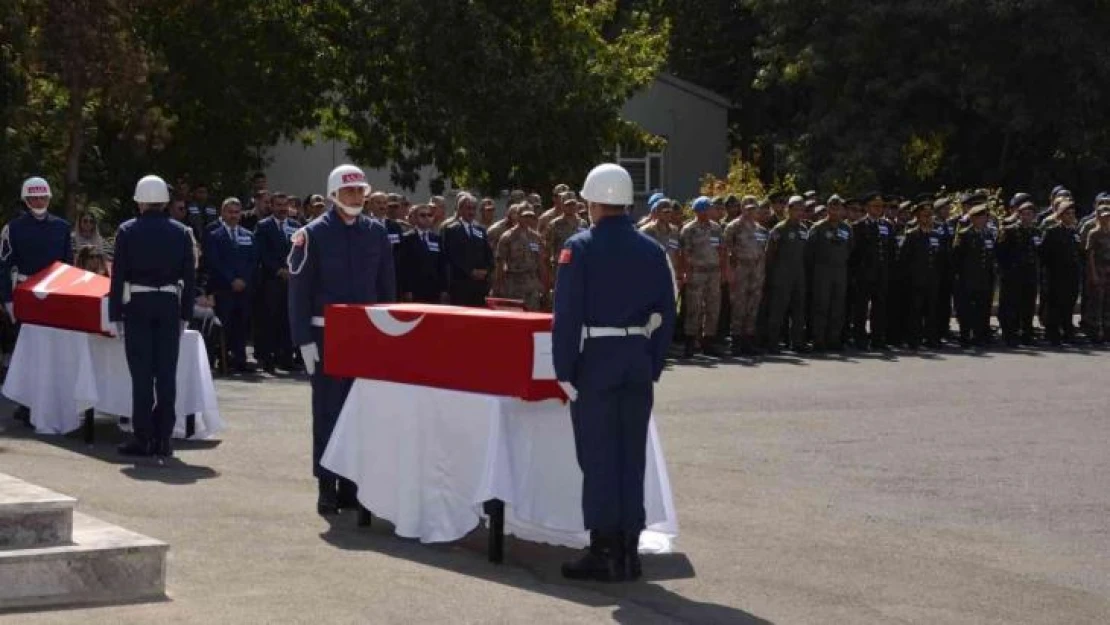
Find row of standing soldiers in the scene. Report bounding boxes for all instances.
[638,190,1110,357]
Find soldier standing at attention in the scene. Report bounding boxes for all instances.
[110,175,196,459]
[493,206,548,310]
[486,203,520,252]
[1085,205,1110,344]
[677,196,726,357]
[932,197,957,342]
[996,201,1041,346]
[288,164,396,515]
[896,202,941,349]
[951,200,996,347]
[762,196,810,353]
[1040,200,1082,346]
[546,191,589,280]
[553,163,675,582]
[805,195,853,351]
[724,197,768,356]
[848,192,895,350]
[639,198,680,266]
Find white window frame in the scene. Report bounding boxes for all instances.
[613,145,665,198]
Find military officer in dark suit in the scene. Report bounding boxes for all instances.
[442,193,494,306]
[109,175,196,459]
[897,202,941,349]
[996,201,1040,346]
[397,204,449,303]
[952,200,996,347]
[554,163,676,582]
[288,164,396,514]
[848,192,896,350]
[253,192,301,371]
[205,197,258,372]
[1040,201,1082,346]
[932,197,957,342]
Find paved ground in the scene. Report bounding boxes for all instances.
[1,344,1109,624]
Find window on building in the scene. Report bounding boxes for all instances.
[613,146,665,198]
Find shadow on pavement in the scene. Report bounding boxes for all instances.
[0,417,220,484]
[319,514,771,624]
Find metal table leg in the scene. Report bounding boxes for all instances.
[483,499,505,564]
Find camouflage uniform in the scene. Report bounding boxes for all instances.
[722,218,767,345]
[486,218,513,252]
[806,218,853,349]
[537,207,560,234]
[1086,226,1110,342]
[639,220,680,261]
[679,219,723,340]
[547,213,589,272]
[495,225,545,310]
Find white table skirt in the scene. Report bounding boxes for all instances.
[2,324,224,439]
[321,379,678,551]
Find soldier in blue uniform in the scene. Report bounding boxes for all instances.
[109,175,196,459]
[288,164,396,515]
[1,177,73,426]
[553,163,676,582]
[254,192,301,372]
[204,198,258,372]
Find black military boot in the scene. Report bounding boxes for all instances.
[154,438,174,460]
[562,531,626,582]
[683,338,696,358]
[317,477,339,516]
[117,437,153,458]
[13,405,31,427]
[624,530,642,581]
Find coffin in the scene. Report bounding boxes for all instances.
[12,262,112,335]
[323,303,564,401]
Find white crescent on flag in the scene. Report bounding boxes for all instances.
[31,265,72,300]
[366,307,425,337]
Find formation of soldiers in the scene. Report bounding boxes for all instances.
[649,187,1110,357]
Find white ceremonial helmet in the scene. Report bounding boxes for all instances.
[133,175,170,204]
[20,177,52,199]
[580,163,633,206]
[327,164,371,216]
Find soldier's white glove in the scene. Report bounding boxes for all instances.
[300,343,319,376]
[558,381,578,402]
[4,302,13,323]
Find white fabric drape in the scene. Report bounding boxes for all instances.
[2,324,223,439]
[321,379,677,551]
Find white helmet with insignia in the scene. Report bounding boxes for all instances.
[327,164,371,216]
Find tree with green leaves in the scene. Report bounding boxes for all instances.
[320,0,669,194]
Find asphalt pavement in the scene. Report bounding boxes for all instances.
[0,343,1108,624]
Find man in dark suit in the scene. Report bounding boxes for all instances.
[397,204,449,303]
[253,192,301,371]
[442,192,493,306]
[204,197,258,372]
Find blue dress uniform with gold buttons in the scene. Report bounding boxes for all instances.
[205,219,258,370]
[288,199,396,513]
[553,163,676,583]
[110,176,196,458]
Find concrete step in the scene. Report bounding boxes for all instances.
[0,473,75,549]
[0,512,167,610]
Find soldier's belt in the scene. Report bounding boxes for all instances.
[579,313,663,352]
[124,282,180,305]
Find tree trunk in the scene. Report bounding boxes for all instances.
[63,87,85,222]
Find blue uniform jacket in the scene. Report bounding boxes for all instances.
[0,212,73,303]
[255,215,301,280]
[109,210,196,321]
[204,223,258,292]
[287,208,397,347]
[552,215,676,387]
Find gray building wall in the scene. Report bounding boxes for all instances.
[619,74,730,206]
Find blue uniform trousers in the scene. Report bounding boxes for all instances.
[569,339,654,532]
[310,328,353,479]
[124,294,181,444]
[215,289,251,365]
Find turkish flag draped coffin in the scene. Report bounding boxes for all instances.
[13,262,112,335]
[323,304,565,401]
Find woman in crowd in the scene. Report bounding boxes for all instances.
[72,210,110,259]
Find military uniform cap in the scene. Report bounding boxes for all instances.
[711,195,726,206]
[724,194,739,206]
[1009,192,1032,208]
[967,205,989,218]
[860,191,883,203]
[933,197,951,210]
